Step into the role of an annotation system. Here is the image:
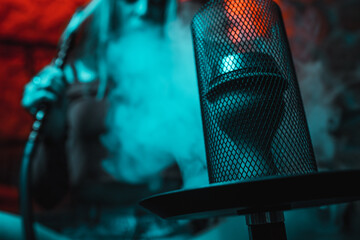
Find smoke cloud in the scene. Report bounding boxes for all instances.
[100,17,209,188]
[298,60,340,165]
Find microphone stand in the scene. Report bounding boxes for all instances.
[19,1,103,239]
[246,211,287,240]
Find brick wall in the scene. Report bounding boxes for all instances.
[0,0,89,211]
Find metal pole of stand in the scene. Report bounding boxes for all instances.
[246,211,287,240]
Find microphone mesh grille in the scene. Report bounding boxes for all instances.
[191,0,317,183]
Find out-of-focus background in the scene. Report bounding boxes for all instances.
[0,0,359,239]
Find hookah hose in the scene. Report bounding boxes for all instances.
[19,1,103,239]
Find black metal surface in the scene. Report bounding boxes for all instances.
[139,170,360,219]
[191,0,317,183]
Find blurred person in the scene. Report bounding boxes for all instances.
[20,0,215,239]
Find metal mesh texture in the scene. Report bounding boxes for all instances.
[191,0,317,184]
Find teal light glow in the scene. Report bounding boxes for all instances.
[100,18,209,188]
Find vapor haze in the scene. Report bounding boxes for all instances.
[101,18,208,188]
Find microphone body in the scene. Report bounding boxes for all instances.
[191,0,317,184]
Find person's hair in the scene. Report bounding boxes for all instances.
[66,0,122,98]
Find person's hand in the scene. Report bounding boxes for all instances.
[22,66,66,115]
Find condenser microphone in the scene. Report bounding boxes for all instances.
[191,0,317,183]
[191,0,317,238]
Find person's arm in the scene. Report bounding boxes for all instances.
[22,66,69,209]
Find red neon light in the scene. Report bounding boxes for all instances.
[224,0,269,43]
